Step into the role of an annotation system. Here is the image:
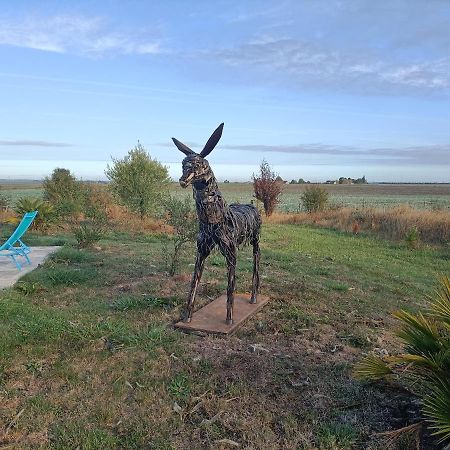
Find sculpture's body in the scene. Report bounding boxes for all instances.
[172,123,261,325]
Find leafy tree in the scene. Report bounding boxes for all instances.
[354,175,368,184]
[252,160,283,217]
[105,142,170,219]
[354,276,450,446]
[338,177,353,184]
[300,185,329,213]
[42,168,84,216]
[163,196,198,275]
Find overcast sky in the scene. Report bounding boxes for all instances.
[1,0,449,182]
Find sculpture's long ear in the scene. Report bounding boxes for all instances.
[172,138,196,156]
[200,123,224,158]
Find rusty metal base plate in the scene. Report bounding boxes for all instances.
[175,293,270,335]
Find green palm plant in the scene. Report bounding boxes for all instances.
[14,197,56,232]
[354,275,450,446]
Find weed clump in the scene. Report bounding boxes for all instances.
[405,226,419,249]
[162,196,197,276]
[72,184,109,248]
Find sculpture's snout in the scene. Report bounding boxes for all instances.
[179,172,194,188]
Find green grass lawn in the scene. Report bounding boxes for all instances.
[0,224,447,449]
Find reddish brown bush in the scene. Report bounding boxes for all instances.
[252,160,283,216]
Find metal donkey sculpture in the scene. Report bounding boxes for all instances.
[172,123,261,325]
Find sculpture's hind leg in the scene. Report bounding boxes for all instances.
[225,249,237,325]
[219,241,237,325]
[250,237,260,304]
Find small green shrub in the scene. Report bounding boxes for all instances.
[300,185,329,213]
[14,197,56,231]
[73,222,106,248]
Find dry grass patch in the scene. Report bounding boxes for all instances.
[266,206,450,244]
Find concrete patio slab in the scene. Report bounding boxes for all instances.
[0,246,61,289]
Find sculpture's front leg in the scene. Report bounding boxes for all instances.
[184,251,206,322]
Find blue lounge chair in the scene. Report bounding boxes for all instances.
[0,211,38,270]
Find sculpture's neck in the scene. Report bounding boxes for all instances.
[192,173,219,195]
[192,171,227,224]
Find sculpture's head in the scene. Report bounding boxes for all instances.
[172,123,224,188]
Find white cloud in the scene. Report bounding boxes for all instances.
[209,38,450,95]
[219,143,450,166]
[0,140,72,147]
[0,14,163,56]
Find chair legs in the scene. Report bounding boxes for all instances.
[23,251,31,265]
[10,254,22,271]
[1,246,31,271]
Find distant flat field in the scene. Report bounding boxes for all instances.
[1,181,449,211]
[1,188,44,204]
[171,182,450,211]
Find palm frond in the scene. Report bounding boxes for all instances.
[397,351,450,375]
[375,422,423,449]
[428,276,450,331]
[393,310,442,357]
[422,376,450,445]
[353,355,393,381]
